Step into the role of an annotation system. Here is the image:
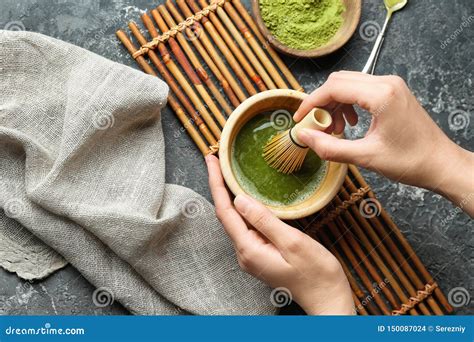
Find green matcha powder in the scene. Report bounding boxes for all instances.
[260,0,345,50]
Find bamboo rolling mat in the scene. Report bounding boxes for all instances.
[116,0,453,315]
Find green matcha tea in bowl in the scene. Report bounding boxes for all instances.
[252,0,361,58]
[219,90,347,220]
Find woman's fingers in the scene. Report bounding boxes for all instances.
[206,155,249,246]
[234,194,307,258]
[206,156,290,276]
[294,72,387,122]
[297,129,373,165]
[334,70,375,81]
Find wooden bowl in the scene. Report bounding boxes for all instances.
[252,0,362,58]
[219,89,347,220]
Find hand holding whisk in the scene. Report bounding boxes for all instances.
[262,108,332,174]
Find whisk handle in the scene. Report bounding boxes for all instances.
[291,108,332,146]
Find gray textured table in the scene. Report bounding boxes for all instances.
[0,0,472,315]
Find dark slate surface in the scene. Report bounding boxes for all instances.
[0,0,472,315]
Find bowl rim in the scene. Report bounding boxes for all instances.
[219,89,348,220]
[251,0,362,58]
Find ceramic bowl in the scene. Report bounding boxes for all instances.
[219,89,347,220]
[251,0,362,58]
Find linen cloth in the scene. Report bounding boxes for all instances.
[0,30,274,315]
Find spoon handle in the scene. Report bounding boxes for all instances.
[370,36,385,74]
[362,14,391,74]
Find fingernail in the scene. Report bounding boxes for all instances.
[204,155,211,163]
[234,194,251,215]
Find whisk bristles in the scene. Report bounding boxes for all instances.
[262,128,309,174]
[263,108,332,174]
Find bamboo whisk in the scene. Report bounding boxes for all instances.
[263,108,332,174]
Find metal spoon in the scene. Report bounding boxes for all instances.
[362,0,408,74]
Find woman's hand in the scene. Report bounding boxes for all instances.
[295,71,474,216]
[205,155,354,315]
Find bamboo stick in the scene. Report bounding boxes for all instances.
[165,0,241,108]
[204,0,276,89]
[314,226,380,315]
[149,9,227,128]
[314,227,363,300]
[183,0,259,96]
[296,213,380,316]
[176,0,248,102]
[127,23,217,148]
[193,0,267,92]
[353,295,368,315]
[344,175,445,314]
[337,188,434,314]
[231,0,304,92]
[138,15,222,139]
[341,187,443,315]
[348,165,452,313]
[167,98,211,155]
[116,30,210,155]
[331,218,405,312]
[220,0,288,89]
[333,194,424,315]
[321,222,392,314]
[156,4,234,115]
